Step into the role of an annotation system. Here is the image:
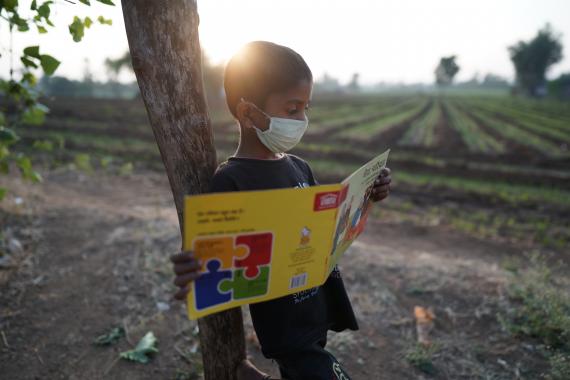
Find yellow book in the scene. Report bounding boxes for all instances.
[183,149,390,319]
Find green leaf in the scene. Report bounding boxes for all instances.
[39,54,60,75]
[16,20,30,32]
[36,25,47,34]
[84,16,92,28]
[120,332,158,364]
[20,56,38,69]
[46,18,54,27]
[22,72,37,86]
[79,0,91,5]
[37,2,51,18]
[23,45,41,59]
[0,127,19,145]
[22,104,47,125]
[9,13,28,30]
[97,15,113,25]
[0,188,6,202]
[96,0,116,5]
[68,16,85,42]
[4,0,18,12]
[93,327,124,346]
[31,0,38,10]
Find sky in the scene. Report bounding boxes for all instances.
[1,0,570,86]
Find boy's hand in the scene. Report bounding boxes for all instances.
[170,250,202,300]
[370,167,391,202]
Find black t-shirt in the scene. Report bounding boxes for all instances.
[208,153,359,358]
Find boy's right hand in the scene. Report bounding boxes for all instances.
[170,250,202,300]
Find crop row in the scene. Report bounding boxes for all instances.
[442,101,505,154]
[397,100,441,147]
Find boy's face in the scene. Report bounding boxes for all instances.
[248,79,313,131]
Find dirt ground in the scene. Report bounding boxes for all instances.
[0,168,566,379]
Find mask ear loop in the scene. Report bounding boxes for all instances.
[240,97,271,130]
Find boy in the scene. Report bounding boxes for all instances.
[171,41,391,380]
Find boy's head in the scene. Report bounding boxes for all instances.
[224,41,313,120]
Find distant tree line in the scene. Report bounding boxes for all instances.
[34,24,570,100]
[37,49,225,104]
[38,75,139,99]
[432,24,569,99]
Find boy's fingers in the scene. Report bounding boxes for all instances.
[381,167,391,176]
[371,186,390,200]
[373,187,390,196]
[174,260,202,275]
[173,286,190,301]
[375,174,391,185]
[375,175,391,185]
[174,271,200,287]
[170,251,195,263]
[374,184,390,193]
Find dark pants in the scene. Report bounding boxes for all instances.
[273,335,352,380]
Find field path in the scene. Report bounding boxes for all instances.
[0,169,557,379]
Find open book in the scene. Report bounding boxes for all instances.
[183,149,390,319]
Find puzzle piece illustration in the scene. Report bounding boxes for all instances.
[234,233,273,278]
[219,266,270,300]
[194,260,232,310]
[194,236,249,270]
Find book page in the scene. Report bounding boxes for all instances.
[325,149,390,276]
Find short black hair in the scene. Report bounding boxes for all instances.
[224,41,313,118]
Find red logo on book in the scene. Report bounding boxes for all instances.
[314,191,340,211]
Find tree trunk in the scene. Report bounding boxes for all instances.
[121,1,246,379]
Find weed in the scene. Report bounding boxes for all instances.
[404,343,440,375]
[499,253,570,350]
[547,352,570,380]
[499,252,570,379]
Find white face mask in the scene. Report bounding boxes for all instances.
[244,100,309,153]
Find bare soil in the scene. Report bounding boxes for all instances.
[0,168,567,380]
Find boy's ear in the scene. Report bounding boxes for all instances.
[236,100,254,128]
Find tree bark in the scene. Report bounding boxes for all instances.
[121,1,246,379]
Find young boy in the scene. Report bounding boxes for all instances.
[171,41,391,380]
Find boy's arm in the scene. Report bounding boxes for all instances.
[370,167,391,203]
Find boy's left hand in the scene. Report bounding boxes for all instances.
[370,167,391,202]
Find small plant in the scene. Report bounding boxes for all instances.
[547,352,570,380]
[74,153,92,172]
[119,162,134,176]
[499,252,570,379]
[404,343,439,375]
[499,253,570,350]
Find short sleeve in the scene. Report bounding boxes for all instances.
[305,162,319,186]
[288,154,319,186]
[208,169,238,193]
